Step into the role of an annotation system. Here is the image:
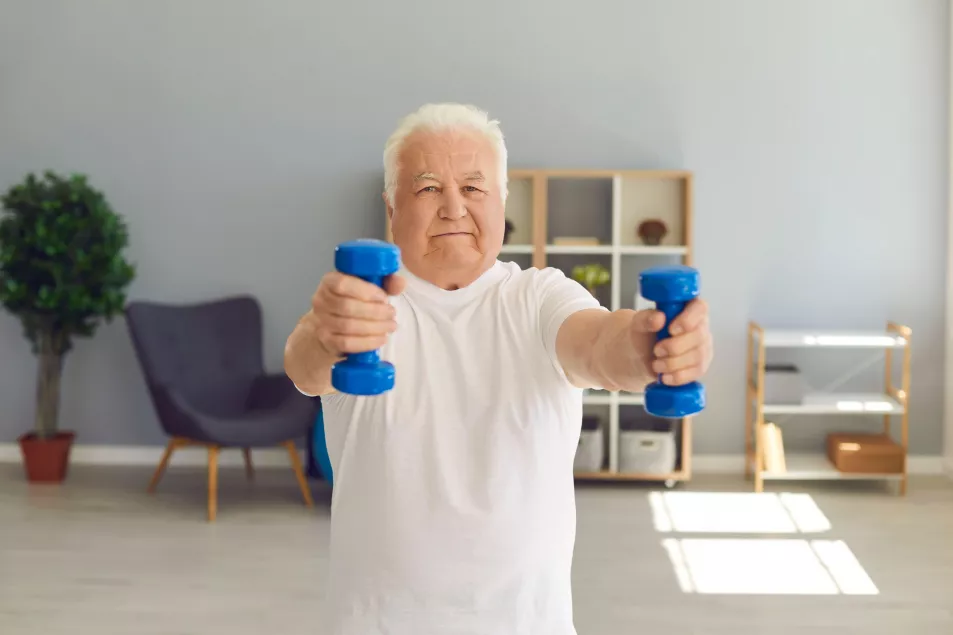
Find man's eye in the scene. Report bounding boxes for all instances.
[464,186,482,192]
[418,186,438,194]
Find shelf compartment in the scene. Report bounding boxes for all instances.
[761,393,904,415]
[618,174,688,248]
[548,253,612,309]
[503,176,535,248]
[546,177,613,246]
[759,454,904,481]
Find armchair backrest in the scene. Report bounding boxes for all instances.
[125,295,265,419]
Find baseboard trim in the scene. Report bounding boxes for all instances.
[0,443,304,468]
[0,444,947,476]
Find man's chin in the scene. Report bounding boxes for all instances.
[426,247,488,267]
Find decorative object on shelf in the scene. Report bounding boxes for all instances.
[571,263,610,297]
[826,433,904,474]
[0,171,136,483]
[759,422,786,473]
[637,218,668,245]
[553,236,600,246]
[503,219,515,244]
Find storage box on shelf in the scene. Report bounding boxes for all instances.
[745,321,912,495]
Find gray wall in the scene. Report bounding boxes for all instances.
[0,1,948,454]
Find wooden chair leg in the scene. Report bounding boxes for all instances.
[284,440,314,508]
[148,438,179,493]
[207,445,220,522]
[242,448,254,480]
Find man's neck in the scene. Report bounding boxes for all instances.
[406,261,493,291]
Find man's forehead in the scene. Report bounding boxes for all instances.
[403,151,492,176]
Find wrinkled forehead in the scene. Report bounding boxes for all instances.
[398,130,498,181]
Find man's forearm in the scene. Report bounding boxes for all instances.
[557,309,656,392]
[283,315,341,396]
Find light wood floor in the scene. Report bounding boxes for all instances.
[1,463,952,635]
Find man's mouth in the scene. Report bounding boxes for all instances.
[435,232,470,237]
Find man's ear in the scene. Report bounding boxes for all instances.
[383,192,394,221]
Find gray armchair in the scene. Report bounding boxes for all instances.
[125,295,318,521]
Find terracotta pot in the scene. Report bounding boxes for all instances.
[18,431,75,483]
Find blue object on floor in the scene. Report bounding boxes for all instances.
[309,400,334,486]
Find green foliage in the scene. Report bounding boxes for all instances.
[0,171,136,357]
[571,263,610,294]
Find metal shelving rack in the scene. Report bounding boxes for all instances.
[745,321,912,495]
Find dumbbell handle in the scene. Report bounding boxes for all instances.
[342,271,386,367]
[655,300,687,342]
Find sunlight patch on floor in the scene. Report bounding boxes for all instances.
[662,538,879,595]
[650,491,877,595]
[649,491,832,534]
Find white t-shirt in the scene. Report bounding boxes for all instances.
[316,260,604,635]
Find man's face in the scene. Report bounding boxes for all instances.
[385,127,504,289]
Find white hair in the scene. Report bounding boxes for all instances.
[383,103,508,206]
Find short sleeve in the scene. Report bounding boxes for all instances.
[535,267,607,380]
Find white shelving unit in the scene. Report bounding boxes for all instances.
[746,321,913,495]
[498,169,695,485]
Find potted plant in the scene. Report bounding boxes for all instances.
[0,171,136,483]
[571,263,610,297]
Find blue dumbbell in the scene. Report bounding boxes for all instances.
[330,239,401,396]
[639,265,706,418]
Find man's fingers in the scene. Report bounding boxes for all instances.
[632,309,666,333]
[669,298,708,336]
[655,326,705,358]
[324,295,396,321]
[321,315,397,337]
[660,366,704,386]
[653,347,706,375]
[324,272,390,303]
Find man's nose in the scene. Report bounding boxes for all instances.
[438,188,467,219]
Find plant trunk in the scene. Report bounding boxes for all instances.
[34,330,64,440]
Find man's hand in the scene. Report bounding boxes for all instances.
[309,271,405,357]
[638,298,712,386]
[283,271,405,395]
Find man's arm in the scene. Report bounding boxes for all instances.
[555,308,656,392]
[555,302,712,392]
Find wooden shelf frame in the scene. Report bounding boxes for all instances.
[745,320,913,495]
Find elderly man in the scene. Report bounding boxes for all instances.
[284,103,712,634]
